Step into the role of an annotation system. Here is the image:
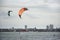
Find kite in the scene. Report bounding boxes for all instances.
[8,10,12,16]
[18,8,28,18]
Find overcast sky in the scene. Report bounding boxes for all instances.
[0,0,60,29]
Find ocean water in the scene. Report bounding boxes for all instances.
[0,32,60,40]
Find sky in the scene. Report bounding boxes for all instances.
[0,0,60,29]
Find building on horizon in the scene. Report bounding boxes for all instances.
[46,24,54,31]
[25,25,28,31]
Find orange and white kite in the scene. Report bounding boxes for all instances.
[18,8,28,18]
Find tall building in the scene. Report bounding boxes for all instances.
[34,27,36,31]
[46,24,54,31]
[49,24,53,30]
[25,25,28,31]
[11,27,16,32]
[46,25,49,30]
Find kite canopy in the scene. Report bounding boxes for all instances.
[18,8,28,18]
[8,10,12,16]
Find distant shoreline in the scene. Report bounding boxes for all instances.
[0,28,60,32]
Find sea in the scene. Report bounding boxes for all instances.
[0,32,60,40]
